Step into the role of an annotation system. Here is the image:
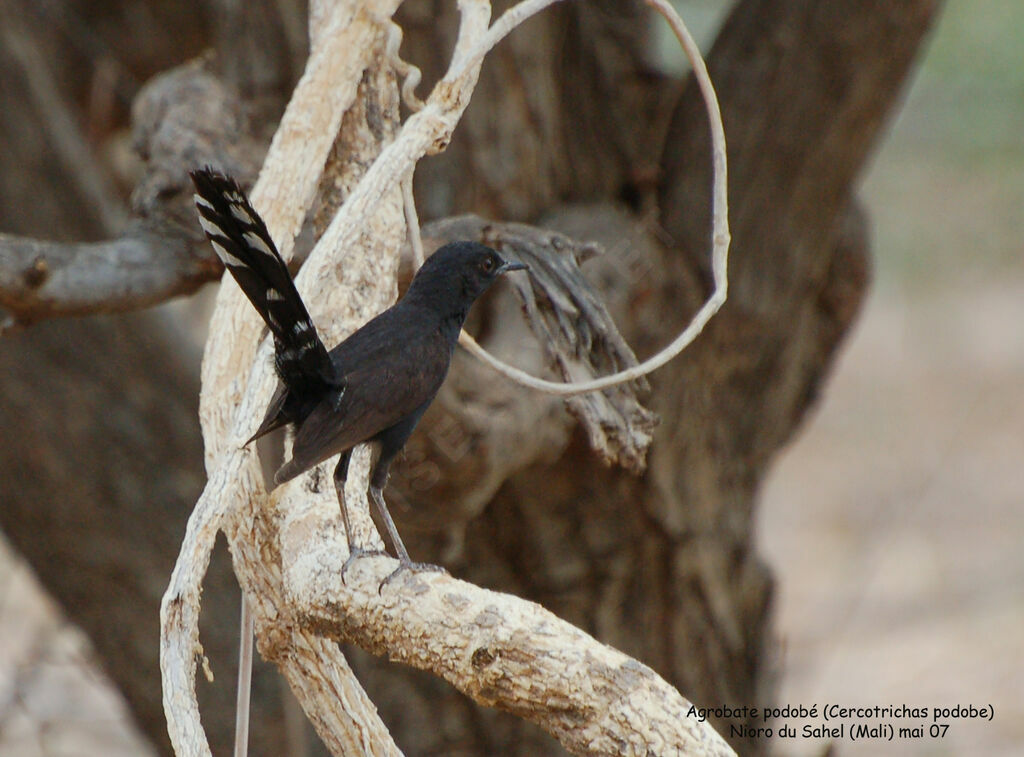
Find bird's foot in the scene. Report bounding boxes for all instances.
[340,546,388,584]
[378,560,448,594]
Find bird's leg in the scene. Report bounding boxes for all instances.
[368,485,447,590]
[367,484,412,563]
[334,451,384,582]
[365,422,448,590]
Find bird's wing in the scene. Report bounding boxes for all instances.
[244,383,290,445]
[275,310,452,483]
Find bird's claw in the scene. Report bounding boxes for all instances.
[340,546,388,584]
[378,560,448,594]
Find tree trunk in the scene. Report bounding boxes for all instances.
[351,1,938,753]
[0,0,939,754]
[0,2,293,754]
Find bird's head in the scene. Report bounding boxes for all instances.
[406,241,528,314]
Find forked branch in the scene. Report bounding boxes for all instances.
[160,0,733,754]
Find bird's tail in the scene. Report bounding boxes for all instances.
[190,168,340,394]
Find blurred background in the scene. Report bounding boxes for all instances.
[0,0,1020,755]
[759,1,1024,753]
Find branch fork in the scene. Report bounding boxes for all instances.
[160,0,732,754]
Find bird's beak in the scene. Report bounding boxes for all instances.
[498,260,528,274]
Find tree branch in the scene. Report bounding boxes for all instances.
[161,1,732,755]
[0,222,217,330]
[283,520,734,757]
[0,53,267,332]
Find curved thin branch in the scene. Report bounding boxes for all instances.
[386,21,425,112]
[161,453,251,757]
[446,0,730,397]
[161,0,732,754]
[402,173,425,269]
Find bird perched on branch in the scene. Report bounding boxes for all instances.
[190,168,527,584]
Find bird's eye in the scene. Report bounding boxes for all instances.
[480,256,496,273]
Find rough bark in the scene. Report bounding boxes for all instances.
[0,224,219,327]
[351,1,938,754]
[0,0,940,755]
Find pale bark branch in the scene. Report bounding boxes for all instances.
[161,0,732,755]
[162,0,406,752]
[277,488,735,757]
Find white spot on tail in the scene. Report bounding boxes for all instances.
[206,237,246,268]
[242,231,276,259]
[198,215,220,237]
[229,202,254,225]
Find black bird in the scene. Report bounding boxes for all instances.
[190,168,527,582]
